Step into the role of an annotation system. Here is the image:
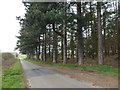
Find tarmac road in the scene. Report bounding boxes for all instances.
[20,59,100,88]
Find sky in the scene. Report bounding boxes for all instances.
[0,0,26,53]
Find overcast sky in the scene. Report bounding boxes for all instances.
[0,0,26,53]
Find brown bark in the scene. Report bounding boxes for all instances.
[71,50,74,58]
[41,43,44,61]
[62,2,67,64]
[118,2,120,62]
[103,8,107,55]
[52,23,58,63]
[77,2,84,65]
[43,33,46,62]
[48,29,52,61]
[63,20,67,64]
[61,38,63,60]
[36,35,41,60]
[97,2,104,65]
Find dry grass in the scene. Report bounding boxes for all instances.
[2,53,16,69]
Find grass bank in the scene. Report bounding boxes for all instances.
[26,59,119,77]
[2,59,26,88]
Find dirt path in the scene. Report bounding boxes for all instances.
[38,64,118,88]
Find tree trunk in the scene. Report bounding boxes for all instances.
[76,43,78,63]
[48,40,51,59]
[43,33,46,62]
[27,53,31,59]
[71,50,74,58]
[61,38,63,60]
[37,45,40,60]
[77,2,84,65]
[63,21,67,64]
[70,32,75,58]
[103,9,107,55]
[97,2,104,65]
[48,29,52,61]
[35,46,38,59]
[62,2,67,64]
[118,2,120,61]
[41,42,44,61]
[52,23,58,63]
[30,53,34,60]
[37,35,41,60]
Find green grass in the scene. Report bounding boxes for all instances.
[2,75,25,88]
[2,60,26,88]
[0,76,2,89]
[26,59,119,77]
[3,60,23,75]
[19,54,27,59]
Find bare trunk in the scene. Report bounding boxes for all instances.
[61,38,63,60]
[97,2,104,65]
[63,20,67,64]
[52,23,58,63]
[71,50,74,58]
[70,32,75,58]
[27,53,31,59]
[62,1,67,64]
[48,42,51,59]
[37,35,41,60]
[48,32,52,61]
[77,2,84,65]
[48,27,52,61]
[41,42,44,61]
[43,33,46,62]
[76,43,78,62]
[30,53,34,60]
[103,9,107,55]
[37,45,40,60]
[118,2,120,61]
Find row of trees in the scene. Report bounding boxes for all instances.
[16,2,119,65]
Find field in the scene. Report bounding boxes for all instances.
[2,53,26,88]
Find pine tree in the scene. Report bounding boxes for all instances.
[97,2,104,65]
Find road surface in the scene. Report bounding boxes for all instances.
[20,59,100,88]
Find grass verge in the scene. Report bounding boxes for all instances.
[26,59,119,77]
[19,54,27,59]
[2,59,26,88]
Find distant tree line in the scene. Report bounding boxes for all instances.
[16,2,119,65]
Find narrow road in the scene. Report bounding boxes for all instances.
[20,59,100,88]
